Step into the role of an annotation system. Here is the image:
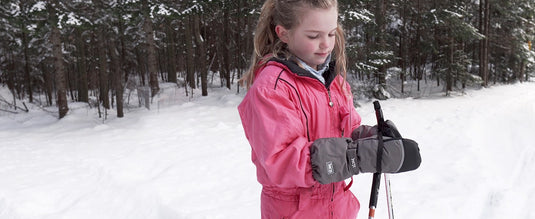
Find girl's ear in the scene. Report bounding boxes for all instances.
[275,25,289,43]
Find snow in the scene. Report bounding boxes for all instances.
[347,10,372,23]
[1,82,535,218]
[30,2,46,13]
[444,9,463,18]
[8,3,20,16]
[153,4,172,16]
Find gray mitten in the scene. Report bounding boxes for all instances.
[351,125,377,139]
[310,136,421,184]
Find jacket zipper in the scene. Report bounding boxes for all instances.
[331,183,335,201]
[331,183,335,218]
[298,75,341,137]
[327,89,333,107]
[294,73,333,108]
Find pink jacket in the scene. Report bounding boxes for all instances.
[238,59,362,218]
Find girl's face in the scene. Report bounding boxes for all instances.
[276,6,338,70]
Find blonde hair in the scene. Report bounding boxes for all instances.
[239,0,347,90]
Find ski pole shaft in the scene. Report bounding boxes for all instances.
[384,173,394,219]
[368,173,381,219]
[369,101,385,219]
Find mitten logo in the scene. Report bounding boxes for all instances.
[326,161,334,175]
[350,158,356,168]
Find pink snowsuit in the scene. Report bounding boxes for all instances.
[238,59,362,219]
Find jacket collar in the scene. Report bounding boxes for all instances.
[268,57,337,89]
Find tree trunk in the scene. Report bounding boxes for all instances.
[21,20,33,103]
[111,42,124,118]
[446,36,454,93]
[166,20,177,83]
[235,0,244,94]
[142,0,159,97]
[50,23,69,118]
[97,31,110,109]
[66,55,75,101]
[479,0,490,87]
[375,0,387,98]
[185,16,196,90]
[484,0,490,84]
[135,48,146,86]
[399,0,407,94]
[40,62,53,106]
[47,0,68,118]
[116,12,127,118]
[222,5,232,89]
[77,28,89,103]
[5,52,16,101]
[194,13,208,96]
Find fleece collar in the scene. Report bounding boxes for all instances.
[295,54,331,84]
[269,56,337,89]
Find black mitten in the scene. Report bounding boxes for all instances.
[381,120,402,138]
[351,120,401,140]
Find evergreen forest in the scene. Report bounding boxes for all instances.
[1,0,534,118]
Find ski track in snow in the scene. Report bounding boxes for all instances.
[1,83,534,219]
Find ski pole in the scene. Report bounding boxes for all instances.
[384,173,394,219]
[368,100,385,219]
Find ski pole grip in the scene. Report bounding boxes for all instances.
[374,101,385,127]
[373,101,385,173]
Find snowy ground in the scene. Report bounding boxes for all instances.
[1,82,534,219]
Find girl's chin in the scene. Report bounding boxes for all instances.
[314,57,328,64]
[302,57,328,68]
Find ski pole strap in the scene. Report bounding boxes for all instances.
[344,176,354,191]
[376,132,384,173]
[376,134,384,173]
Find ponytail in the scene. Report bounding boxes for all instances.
[334,24,350,97]
[239,0,278,89]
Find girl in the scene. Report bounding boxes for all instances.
[238,0,420,218]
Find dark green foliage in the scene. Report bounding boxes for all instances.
[0,0,534,117]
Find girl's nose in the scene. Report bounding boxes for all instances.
[319,38,328,49]
[319,36,331,49]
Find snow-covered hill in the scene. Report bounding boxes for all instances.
[1,82,534,218]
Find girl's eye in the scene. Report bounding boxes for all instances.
[328,33,335,37]
[307,35,319,39]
